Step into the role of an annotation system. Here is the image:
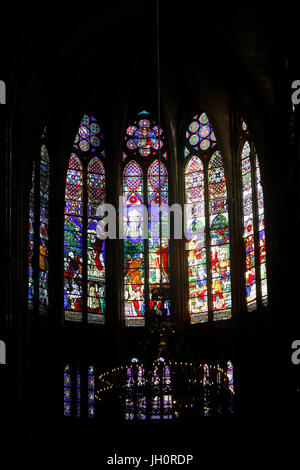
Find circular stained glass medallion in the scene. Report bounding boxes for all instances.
[126,126,137,136]
[200,139,210,150]
[189,134,199,146]
[79,140,89,152]
[90,135,100,147]
[199,113,208,124]
[189,121,200,133]
[79,126,89,138]
[199,125,210,138]
[125,119,164,157]
[90,122,100,134]
[127,139,137,150]
[139,119,150,128]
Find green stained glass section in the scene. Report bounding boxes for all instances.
[87,157,106,324]
[64,154,83,322]
[185,156,208,323]
[209,151,231,320]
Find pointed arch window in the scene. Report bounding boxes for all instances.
[240,119,268,310]
[122,112,169,327]
[151,359,173,420]
[64,114,106,324]
[125,358,147,420]
[28,127,50,314]
[184,112,232,324]
[63,363,95,418]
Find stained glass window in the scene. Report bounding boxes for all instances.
[28,128,50,314]
[255,155,268,305]
[39,144,50,314]
[185,111,231,323]
[63,363,95,418]
[87,158,106,324]
[241,141,256,310]
[64,114,106,323]
[226,360,234,414]
[28,163,35,310]
[185,113,217,154]
[124,357,173,420]
[125,358,147,420]
[73,113,104,154]
[227,360,234,393]
[185,156,207,323]
[240,120,268,309]
[64,364,72,417]
[151,359,173,420]
[125,365,135,420]
[122,112,169,327]
[209,151,231,320]
[88,365,95,418]
[76,366,81,418]
[123,161,145,326]
[123,115,166,160]
[148,160,170,316]
[64,154,84,321]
